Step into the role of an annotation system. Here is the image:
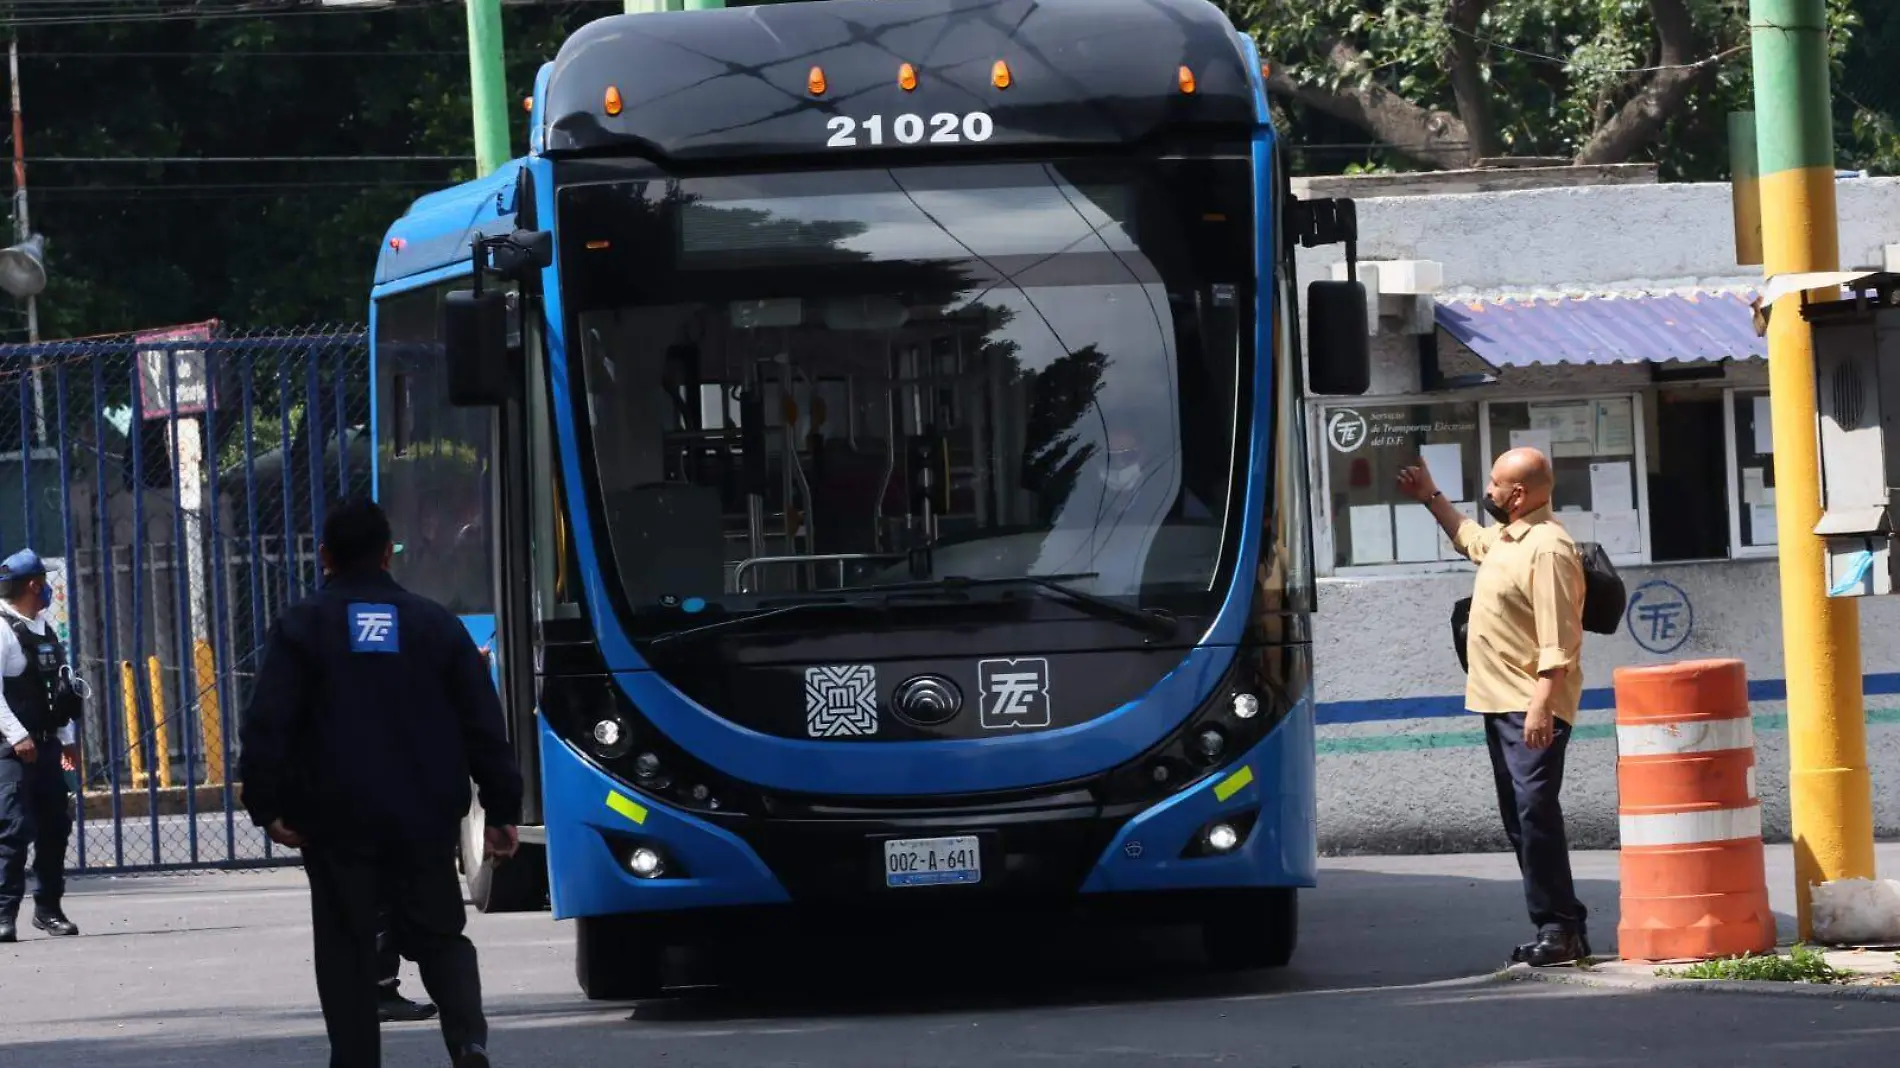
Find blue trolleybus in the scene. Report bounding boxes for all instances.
[367,0,1371,999]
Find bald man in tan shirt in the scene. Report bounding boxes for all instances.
[1398,446,1591,967]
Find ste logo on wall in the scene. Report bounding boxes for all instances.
[1626,580,1693,655]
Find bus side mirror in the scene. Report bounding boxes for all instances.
[1305,280,1371,396]
[444,288,510,407]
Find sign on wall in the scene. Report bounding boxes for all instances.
[136,320,218,421]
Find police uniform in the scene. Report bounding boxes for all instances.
[239,561,520,1068]
[0,549,82,941]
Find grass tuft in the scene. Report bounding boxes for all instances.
[1656,944,1855,984]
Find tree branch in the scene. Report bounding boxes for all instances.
[1443,0,1500,161]
[1574,0,1736,165]
[1264,39,1473,170]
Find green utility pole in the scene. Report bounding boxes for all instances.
[1748,0,1876,940]
[466,0,511,175]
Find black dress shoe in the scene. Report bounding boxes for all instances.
[1521,929,1588,967]
[453,1044,490,1068]
[377,990,438,1023]
[0,920,15,943]
[32,910,78,937]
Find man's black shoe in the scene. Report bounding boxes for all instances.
[32,910,78,937]
[1522,929,1589,967]
[1510,940,1537,964]
[377,988,438,1023]
[453,1043,491,1068]
[0,920,15,943]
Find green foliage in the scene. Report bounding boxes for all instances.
[1224,0,1890,179]
[1657,943,1856,983]
[17,9,582,340]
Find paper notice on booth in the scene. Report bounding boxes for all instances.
[1509,428,1554,458]
[1742,467,1767,506]
[1419,443,1465,502]
[1595,511,1642,555]
[1348,504,1395,565]
[1589,461,1635,513]
[1751,503,1779,546]
[1752,395,1775,454]
[1558,508,1596,545]
[1438,502,1478,561]
[1393,506,1440,563]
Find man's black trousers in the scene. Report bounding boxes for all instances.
[0,744,72,923]
[303,842,485,1067]
[1482,710,1588,936]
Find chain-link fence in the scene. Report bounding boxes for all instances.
[0,322,371,873]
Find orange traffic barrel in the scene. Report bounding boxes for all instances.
[1613,658,1776,962]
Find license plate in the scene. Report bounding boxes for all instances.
[882,835,981,888]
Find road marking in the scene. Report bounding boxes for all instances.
[1317,706,1900,757]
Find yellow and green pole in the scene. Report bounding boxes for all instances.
[466,0,511,174]
[1749,0,1877,939]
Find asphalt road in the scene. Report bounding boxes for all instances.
[4,845,1898,1067]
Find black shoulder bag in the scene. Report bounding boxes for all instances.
[1452,541,1626,673]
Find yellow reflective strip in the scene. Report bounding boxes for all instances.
[1213,765,1254,802]
[606,791,648,825]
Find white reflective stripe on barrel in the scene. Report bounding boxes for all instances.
[1619,805,1763,848]
[1747,764,1757,800]
[1615,716,1754,757]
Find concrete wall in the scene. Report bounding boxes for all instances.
[1300,175,1900,854]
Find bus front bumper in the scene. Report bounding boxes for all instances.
[539,703,1316,921]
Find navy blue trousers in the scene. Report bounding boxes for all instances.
[1483,711,1588,936]
[0,744,72,922]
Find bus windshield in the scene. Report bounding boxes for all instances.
[559,156,1255,635]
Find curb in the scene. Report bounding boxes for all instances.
[1503,962,1900,1002]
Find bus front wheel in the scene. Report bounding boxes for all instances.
[576,915,667,1001]
[1201,887,1297,971]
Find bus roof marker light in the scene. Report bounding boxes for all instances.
[992,60,1012,89]
[899,63,918,91]
[1178,65,1196,94]
[604,86,623,116]
[808,66,828,95]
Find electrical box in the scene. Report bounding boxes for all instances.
[1792,270,1900,597]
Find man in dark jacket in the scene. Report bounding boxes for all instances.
[239,496,523,1068]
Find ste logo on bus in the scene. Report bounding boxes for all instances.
[825,111,997,149]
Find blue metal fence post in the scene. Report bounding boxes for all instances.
[126,355,160,867]
[92,354,124,869]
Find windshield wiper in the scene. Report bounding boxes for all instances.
[643,600,878,647]
[858,573,1180,640]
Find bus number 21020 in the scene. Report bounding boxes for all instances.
[825,111,996,148]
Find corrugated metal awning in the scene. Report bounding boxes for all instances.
[1434,290,1766,368]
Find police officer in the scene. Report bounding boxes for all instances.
[239,497,522,1068]
[0,549,83,943]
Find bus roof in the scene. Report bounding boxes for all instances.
[373,157,527,292]
[539,0,1259,164]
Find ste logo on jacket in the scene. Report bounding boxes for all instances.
[349,603,400,653]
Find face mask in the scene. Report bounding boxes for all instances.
[1481,488,1518,525]
[35,583,51,612]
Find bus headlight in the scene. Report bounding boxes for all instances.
[1231,693,1259,719]
[628,847,666,879]
[589,714,634,760]
[1205,823,1240,852]
[1194,727,1226,762]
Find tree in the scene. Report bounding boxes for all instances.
[1229,0,1865,178]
